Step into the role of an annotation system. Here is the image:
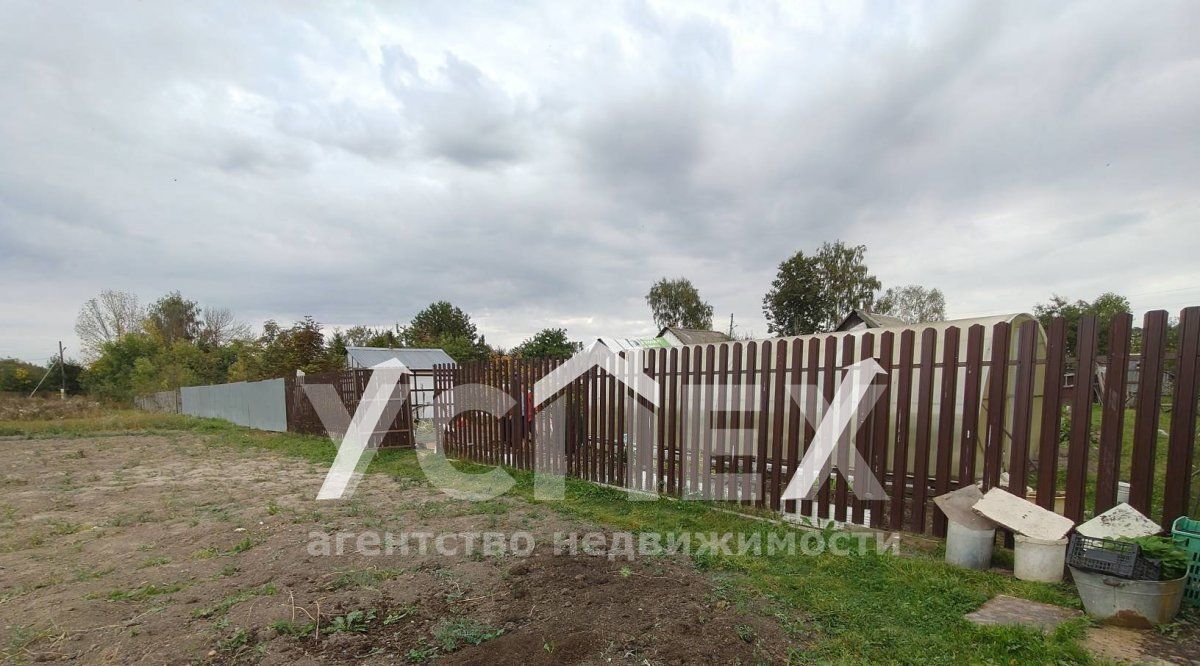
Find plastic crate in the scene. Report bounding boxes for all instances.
[1066,533,1162,581]
[1172,516,1200,607]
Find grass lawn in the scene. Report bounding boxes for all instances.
[0,410,1108,663]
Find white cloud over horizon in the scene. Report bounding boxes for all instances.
[1,0,1198,363]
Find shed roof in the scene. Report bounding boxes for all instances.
[345,347,455,370]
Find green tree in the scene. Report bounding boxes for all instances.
[4,358,84,395]
[144,291,200,345]
[81,333,162,402]
[130,345,201,396]
[226,339,271,382]
[0,358,41,394]
[1033,292,1131,355]
[403,302,477,344]
[762,241,880,335]
[512,328,583,359]
[344,325,400,348]
[401,302,491,362]
[645,278,714,330]
[253,317,339,376]
[326,330,349,368]
[874,285,947,324]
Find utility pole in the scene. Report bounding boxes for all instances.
[58,341,66,400]
[727,313,734,338]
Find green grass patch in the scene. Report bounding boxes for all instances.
[103,582,185,602]
[229,536,259,554]
[269,619,315,637]
[327,609,375,634]
[0,410,200,437]
[327,566,404,591]
[137,556,170,569]
[216,627,249,653]
[431,617,503,652]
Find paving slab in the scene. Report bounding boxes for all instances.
[972,488,1075,541]
[1076,503,1161,540]
[933,484,998,530]
[964,595,1082,632]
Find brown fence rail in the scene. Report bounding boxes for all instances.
[433,308,1200,535]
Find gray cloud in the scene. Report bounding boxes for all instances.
[0,0,1198,362]
[381,46,532,166]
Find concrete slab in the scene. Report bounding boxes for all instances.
[964,595,1082,632]
[1076,503,1161,540]
[933,484,998,530]
[972,488,1075,541]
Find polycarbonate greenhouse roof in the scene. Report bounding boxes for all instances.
[345,347,455,370]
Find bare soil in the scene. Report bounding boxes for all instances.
[0,434,794,664]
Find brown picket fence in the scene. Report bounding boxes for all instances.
[431,307,1200,536]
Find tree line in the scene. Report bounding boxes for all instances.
[50,239,1155,403]
[73,293,581,402]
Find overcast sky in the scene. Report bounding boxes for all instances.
[2,1,1198,363]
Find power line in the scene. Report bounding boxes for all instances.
[1124,285,1200,299]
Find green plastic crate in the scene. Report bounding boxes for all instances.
[1173,516,1200,607]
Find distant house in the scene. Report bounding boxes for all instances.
[834,310,908,332]
[344,347,455,418]
[657,327,733,346]
[594,327,731,352]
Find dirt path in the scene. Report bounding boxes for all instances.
[0,434,794,664]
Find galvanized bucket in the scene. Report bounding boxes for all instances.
[1069,566,1186,628]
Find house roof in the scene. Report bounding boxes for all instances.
[345,347,455,370]
[657,327,733,345]
[834,310,908,331]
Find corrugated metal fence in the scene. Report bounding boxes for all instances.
[135,369,415,446]
[179,378,290,432]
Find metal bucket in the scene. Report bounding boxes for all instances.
[1069,567,1186,628]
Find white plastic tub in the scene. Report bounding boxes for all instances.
[946,522,995,570]
[1014,534,1068,582]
